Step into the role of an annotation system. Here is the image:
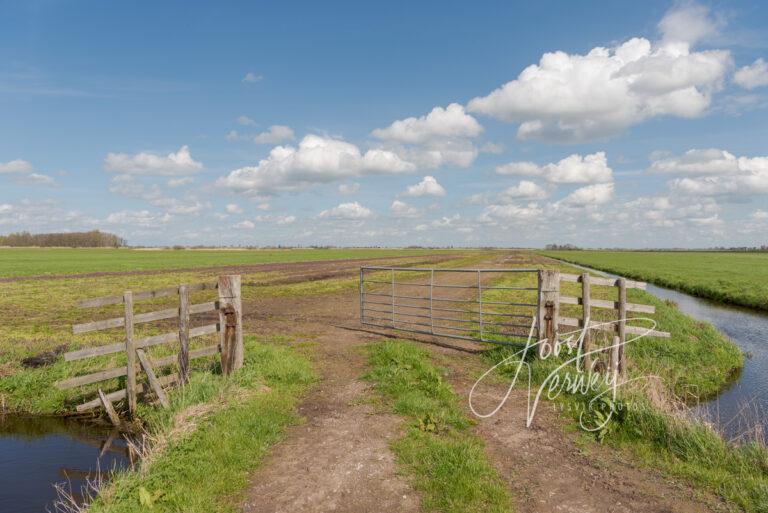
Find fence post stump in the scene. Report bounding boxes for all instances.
[580,273,591,371]
[617,278,627,375]
[178,285,190,385]
[537,269,560,358]
[123,291,137,418]
[218,275,243,375]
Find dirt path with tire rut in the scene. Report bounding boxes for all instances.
[237,251,731,513]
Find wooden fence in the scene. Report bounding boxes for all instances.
[536,270,669,373]
[57,275,243,419]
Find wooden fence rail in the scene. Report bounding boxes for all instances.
[59,275,243,419]
[536,269,669,374]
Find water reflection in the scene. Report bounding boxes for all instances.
[0,415,129,513]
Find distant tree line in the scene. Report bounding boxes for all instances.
[544,243,581,250]
[0,230,127,248]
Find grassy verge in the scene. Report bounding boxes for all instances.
[366,340,512,513]
[88,336,316,513]
[540,250,768,311]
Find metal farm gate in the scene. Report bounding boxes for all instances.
[359,267,540,347]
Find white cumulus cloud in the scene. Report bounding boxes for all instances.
[403,176,446,197]
[658,1,723,46]
[734,59,768,90]
[496,152,613,184]
[500,180,549,200]
[104,145,203,176]
[467,5,731,142]
[217,135,414,195]
[226,203,243,214]
[371,103,483,169]
[562,183,615,205]
[254,125,295,144]
[338,183,360,195]
[318,201,373,220]
[372,103,482,144]
[0,159,34,174]
[653,148,768,197]
[649,148,740,174]
[390,200,420,218]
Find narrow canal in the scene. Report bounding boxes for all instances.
[0,415,129,513]
[559,260,768,442]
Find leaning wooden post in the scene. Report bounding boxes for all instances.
[580,273,591,371]
[536,269,560,358]
[123,291,137,418]
[98,388,121,428]
[178,285,190,385]
[217,275,243,375]
[617,278,627,375]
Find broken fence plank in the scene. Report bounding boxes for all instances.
[77,373,179,412]
[136,349,170,408]
[58,333,220,388]
[98,388,122,427]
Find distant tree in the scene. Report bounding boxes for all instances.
[545,243,581,251]
[0,230,127,248]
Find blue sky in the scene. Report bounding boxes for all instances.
[1,0,767,247]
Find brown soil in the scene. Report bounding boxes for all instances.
[233,251,730,512]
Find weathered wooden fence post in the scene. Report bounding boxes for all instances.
[580,272,591,370]
[178,285,190,385]
[610,335,620,378]
[617,278,627,375]
[123,291,137,418]
[217,275,243,375]
[537,269,560,358]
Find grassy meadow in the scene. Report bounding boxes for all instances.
[0,247,762,511]
[0,247,448,277]
[541,250,768,311]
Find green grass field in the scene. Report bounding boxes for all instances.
[540,250,768,311]
[0,247,446,277]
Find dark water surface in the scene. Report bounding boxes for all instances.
[560,260,768,441]
[0,415,129,513]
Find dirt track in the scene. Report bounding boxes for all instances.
[236,251,730,513]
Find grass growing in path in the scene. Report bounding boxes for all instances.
[366,340,512,513]
[88,336,316,513]
[541,250,768,311]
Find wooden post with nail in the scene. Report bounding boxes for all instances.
[217,275,243,375]
[537,269,560,358]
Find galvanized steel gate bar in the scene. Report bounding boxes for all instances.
[359,267,540,347]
